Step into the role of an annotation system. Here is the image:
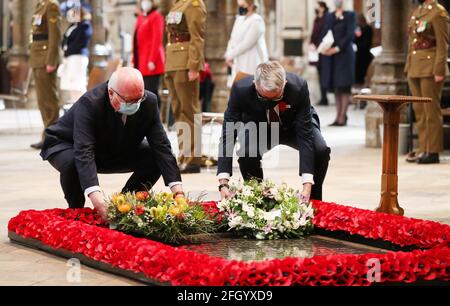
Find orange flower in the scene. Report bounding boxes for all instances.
[136,191,150,202]
[117,203,132,214]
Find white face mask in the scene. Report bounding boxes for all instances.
[141,0,152,13]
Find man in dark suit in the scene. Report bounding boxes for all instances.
[40,67,184,220]
[217,61,330,202]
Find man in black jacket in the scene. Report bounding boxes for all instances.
[40,67,184,220]
[218,61,330,202]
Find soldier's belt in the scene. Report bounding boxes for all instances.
[32,34,49,41]
[412,39,436,50]
[169,33,191,43]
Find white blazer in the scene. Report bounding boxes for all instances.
[225,13,269,87]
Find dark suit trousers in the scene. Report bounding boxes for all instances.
[237,125,331,201]
[48,142,162,208]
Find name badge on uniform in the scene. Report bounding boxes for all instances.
[167,12,183,25]
[33,14,43,26]
[416,21,428,33]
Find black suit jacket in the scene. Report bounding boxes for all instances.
[218,73,319,177]
[40,82,181,191]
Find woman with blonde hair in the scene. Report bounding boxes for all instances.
[225,0,269,87]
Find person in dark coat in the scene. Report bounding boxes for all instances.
[309,1,329,106]
[354,13,374,86]
[59,3,93,104]
[319,0,356,126]
[217,61,330,203]
[40,67,185,221]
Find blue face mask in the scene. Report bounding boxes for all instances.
[118,101,141,116]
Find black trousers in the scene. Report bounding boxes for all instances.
[48,143,162,208]
[143,75,162,109]
[237,125,330,201]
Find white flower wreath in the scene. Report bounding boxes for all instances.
[218,180,314,240]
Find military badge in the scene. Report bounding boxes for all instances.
[33,14,43,26]
[167,11,183,25]
[416,21,428,33]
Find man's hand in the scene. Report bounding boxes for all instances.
[170,184,184,196]
[299,183,312,204]
[148,61,156,71]
[188,69,199,81]
[89,191,108,222]
[323,47,339,56]
[435,75,445,83]
[46,65,57,73]
[219,179,232,200]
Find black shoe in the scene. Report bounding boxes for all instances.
[30,141,44,150]
[179,163,201,174]
[406,152,421,163]
[329,116,347,127]
[417,153,440,164]
[317,99,329,106]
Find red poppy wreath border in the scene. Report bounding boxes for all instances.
[7,201,450,286]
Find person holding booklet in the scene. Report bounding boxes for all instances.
[318,0,356,127]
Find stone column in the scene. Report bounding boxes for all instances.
[89,0,109,67]
[365,0,412,147]
[6,0,36,108]
[205,0,237,112]
[8,0,34,65]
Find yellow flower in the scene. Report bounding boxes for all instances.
[168,205,183,217]
[111,193,122,205]
[117,202,131,214]
[174,196,188,208]
[115,194,126,207]
[149,207,158,218]
[150,206,167,221]
[163,192,174,202]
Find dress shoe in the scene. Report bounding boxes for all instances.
[179,163,201,174]
[30,141,44,150]
[417,153,440,164]
[406,152,421,163]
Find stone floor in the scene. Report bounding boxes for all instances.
[0,105,449,285]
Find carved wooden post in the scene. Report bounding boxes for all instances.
[354,95,431,216]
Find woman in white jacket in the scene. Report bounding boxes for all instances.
[225,0,269,87]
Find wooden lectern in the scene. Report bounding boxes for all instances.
[353,95,431,216]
